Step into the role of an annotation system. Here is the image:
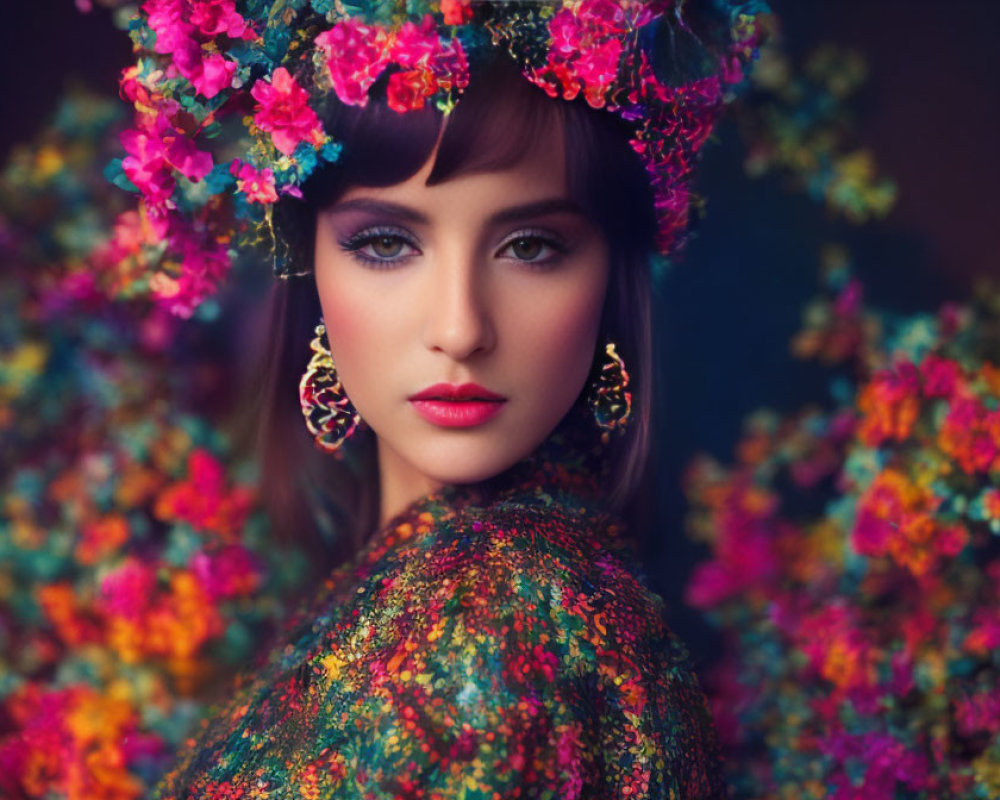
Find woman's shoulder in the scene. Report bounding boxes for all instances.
[416,485,665,635]
[396,486,713,713]
[153,483,725,799]
[391,487,727,797]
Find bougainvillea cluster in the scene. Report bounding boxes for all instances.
[107,0,770,317]
[0,92,306,800]
[685,251,1000,798]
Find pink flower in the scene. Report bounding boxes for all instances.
[162,132,214,182]
[852,505,893,556]
[191,545,262,599]
[188,0,246,38]
[146,0,247,45]
[822,731,930,798]
[685,561,737,608]
[955,689,1000,737]
[919,353,961,398]
[390,15,441,69]
[100,559,157,622]
[143,0,192,56]
[150,226,232,318]
[250,67,324,156]
[684,484,780,608]
[120,112,213,204]
[543,0,627,105]
[143,0,241,97]
[938,395,1000,474]
[316,19,392,107]
[120,128,176,204]
[231,160,278,203]
[573,37,622,105]
[178,47,237,98]
[0,685,160,800]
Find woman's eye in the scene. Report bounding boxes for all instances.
[499,234,567,265]
[368,235,406,258]
[340,229,418,266]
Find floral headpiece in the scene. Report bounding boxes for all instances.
[111,0,770,317]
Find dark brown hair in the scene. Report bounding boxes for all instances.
[256,54,659,577]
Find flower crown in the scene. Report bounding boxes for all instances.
[112,0,770,317]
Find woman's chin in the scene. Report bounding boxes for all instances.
[399,440,535,488]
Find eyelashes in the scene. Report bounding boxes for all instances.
[336,225,570,269]
[338,226,419,267]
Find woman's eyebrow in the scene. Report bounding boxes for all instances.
[489,197,589,225]
[323,197,588,225]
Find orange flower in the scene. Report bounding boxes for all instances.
[37,583,101,647]
[76,514,130,565]
[853,469,966,578]
[856,362,921,446]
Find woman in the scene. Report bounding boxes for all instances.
[124,1,769,796]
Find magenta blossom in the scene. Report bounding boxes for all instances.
[955,688,1000,737]
[143,0,193,56]
[822,730,931,799]
[250,67,325,156]
[120,112,213,205]
[542,0,627,106]
[191,545,263,600]
[231,160,278,204]
[99,559,157,622]
[172,41,237,98]
[189,0,247,38]
[144,0,244,97]
[919,353,962,398]
[315,19,392,106]
[151,227,231,318]
[391,15,441,69]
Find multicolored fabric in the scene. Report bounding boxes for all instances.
[152,418,726,798]
[110,0,771,317]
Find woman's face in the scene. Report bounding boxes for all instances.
[313,121,610,494]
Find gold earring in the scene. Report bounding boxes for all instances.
[587,341,632,444]
[299,321,365,453]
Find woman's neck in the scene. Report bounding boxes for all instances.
[375,437,445,531]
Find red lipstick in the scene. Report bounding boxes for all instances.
[408,382,506,428]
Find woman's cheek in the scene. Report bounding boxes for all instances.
[316,282,372,395]
[525,289,604,388]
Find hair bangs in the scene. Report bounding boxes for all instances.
[428,57,565,185]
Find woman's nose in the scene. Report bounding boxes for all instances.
[420,251,495,361]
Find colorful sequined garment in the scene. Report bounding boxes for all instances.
[153,420,725,799]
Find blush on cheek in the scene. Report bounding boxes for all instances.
[530,293,605,388]
[315,263,367,331]
[314,281,364,370]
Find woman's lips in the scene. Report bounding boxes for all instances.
[409,398,506,428]
[408,382,507,428]
[408,382,505,401]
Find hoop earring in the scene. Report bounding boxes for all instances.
[299,321,365,453]
[587,341,632,444]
